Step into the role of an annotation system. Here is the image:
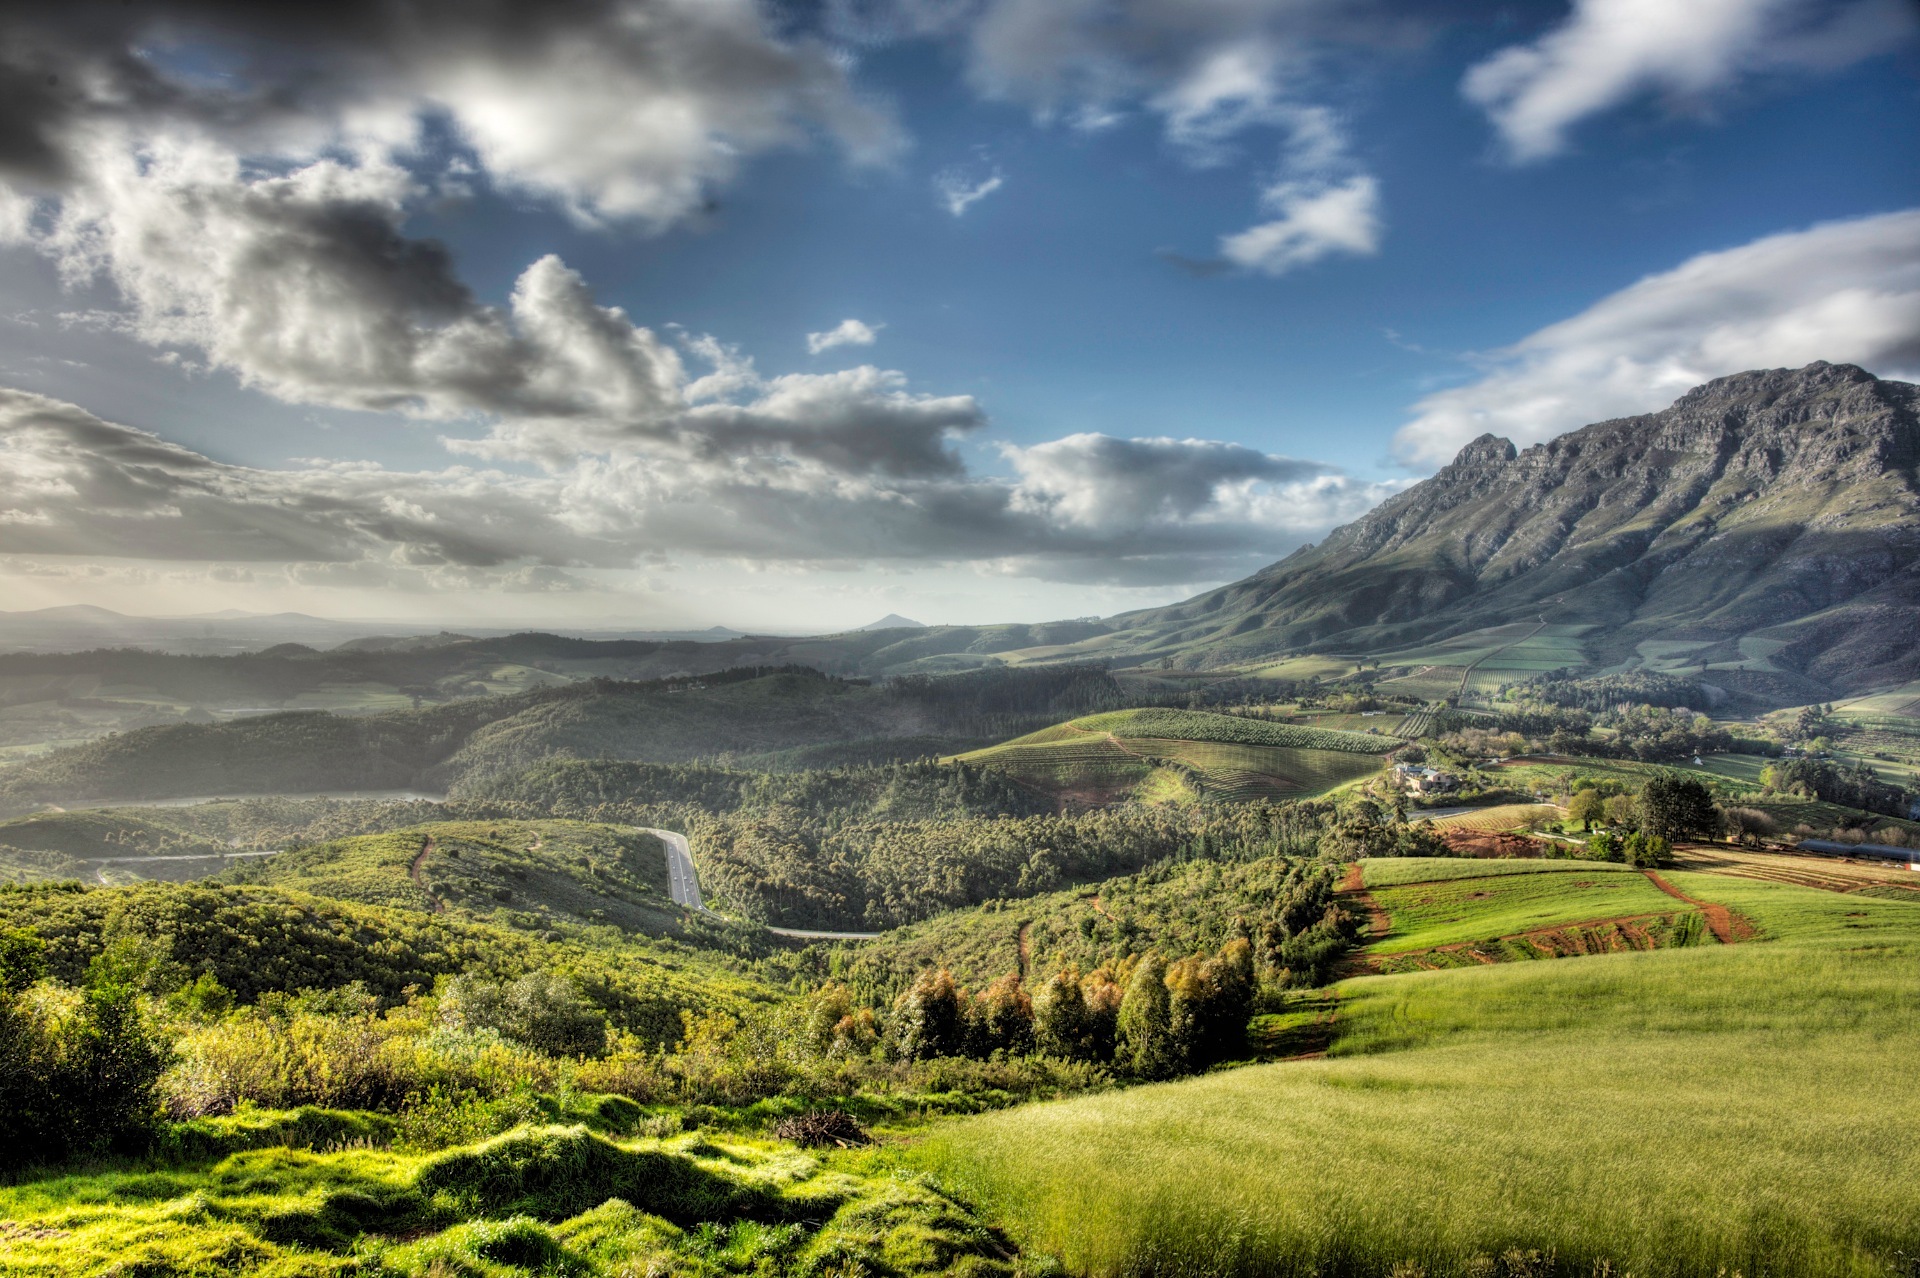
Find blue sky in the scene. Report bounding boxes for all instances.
[0,0,1915,631]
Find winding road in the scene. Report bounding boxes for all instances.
[638,826,881,941]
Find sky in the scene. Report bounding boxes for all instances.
[0,0,1915,633]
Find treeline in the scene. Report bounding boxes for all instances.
[1764,757,1913,818]
[879,941,1258,1080]
[1444,703,1763,763]
[1511,671,1711,713]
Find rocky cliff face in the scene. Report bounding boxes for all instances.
[1112,363,1920,700]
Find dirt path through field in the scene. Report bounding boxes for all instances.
[1016,921,1032,980]
[410,835,444,913]
[1335,863,1392,975]
[1641,870,1744,943]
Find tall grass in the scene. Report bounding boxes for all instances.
[916,878,1920,1277]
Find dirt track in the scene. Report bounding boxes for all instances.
[1641,869,1747,944]
[409,835,444,912]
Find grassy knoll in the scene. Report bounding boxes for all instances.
[917,874,1920,1278]
[1365,867,1685,955]
[0,1122,1013,1278]
[957,708,1393,805]
[225,819,699,938]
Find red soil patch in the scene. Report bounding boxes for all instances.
[1442,829,1548,858]
[1641,870,1752,943]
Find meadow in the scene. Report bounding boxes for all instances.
[917,868,1920,1278]
[1363,864,1683,954]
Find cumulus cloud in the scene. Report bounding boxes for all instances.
[1464,0,1917,162]
[1393,208,1920,465]
[1221,173,1380,275]
[0,1,899,229]
[0,382,1392,587]
[807,318,882,354]
[934,166,1004,216]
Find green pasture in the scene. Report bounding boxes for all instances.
[918,873,1920,1278]
[0,1122,1007,1278]
[1357,857,1643,889]
[1366,867,1682,954]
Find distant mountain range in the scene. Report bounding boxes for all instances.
[6,364,1913,710]
[0,606,749,655]
[1096,362,1919,702]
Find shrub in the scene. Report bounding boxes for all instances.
[0,937,171,1168]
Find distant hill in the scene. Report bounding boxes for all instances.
[0,664,1129,813]
[1096,363,1920,704]
[860,614,927,631]
[955,707,1397,806]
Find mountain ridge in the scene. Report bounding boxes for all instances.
[1100,362,1920,700]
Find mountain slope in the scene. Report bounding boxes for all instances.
[1104,363,1920,700]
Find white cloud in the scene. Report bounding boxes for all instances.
[0,381,1396,588]
[1220,173,1380,275]
[934,168,1004,216]
[1464,0,1917,163]
[807,318,882,354]
[0,2,901,230]
[1393,208,1920,466]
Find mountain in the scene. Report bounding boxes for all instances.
[1103,362,1920,703]
[860,614,927,631]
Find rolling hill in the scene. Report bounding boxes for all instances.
[955,707,1397,805]
[1082,363,1920,703]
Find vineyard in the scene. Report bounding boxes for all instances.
[1428,803,1567,832]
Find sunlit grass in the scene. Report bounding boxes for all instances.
[917,876,1920,1278]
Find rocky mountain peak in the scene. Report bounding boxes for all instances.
[1448,433,1519,471]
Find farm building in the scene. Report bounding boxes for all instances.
[1393,764,1459,795]
[1797,839,1919,866]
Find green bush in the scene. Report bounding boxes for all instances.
[0,930,171,1168]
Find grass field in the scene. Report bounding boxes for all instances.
[1365,865,1683,954]
[918,868,1920,1278]
[1358,857,1644,889]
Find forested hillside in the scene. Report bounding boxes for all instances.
[0,664,1128,813]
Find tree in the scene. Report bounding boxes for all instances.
[1034,967,1093,1061]
[1116,953,1176,1080]
[1603,793,1638,827]
[967,974,1034,1056]
[1567,788,1606,831]
[1640,775,1720,842]
[892,969,967,1060]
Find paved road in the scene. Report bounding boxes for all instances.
[640,826,880,940]
[644,827,705,911]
